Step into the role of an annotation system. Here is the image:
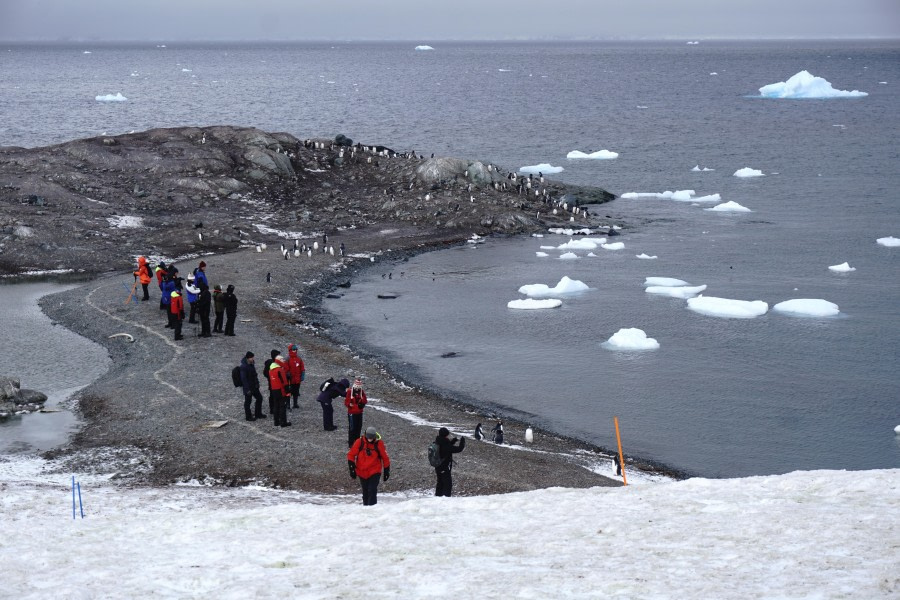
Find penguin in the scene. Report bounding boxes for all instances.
[329,246,335,256]
[313,241,319,251]
[525,427,533,443]
[260,243,267,250]
[474,423,484,441]
[280,243,285,254]
[198,232,203,242]
[294,249,300,257]
[307,249,312,258]
[256,245,262,253]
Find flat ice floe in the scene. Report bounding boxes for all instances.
[602,242,625,250]
[414,45,434,50]
[620,190,720,202]
[558,252,579,260]
[644,277,689,287]
[691,165,714,172]
[567,150,619,160]
[705,201,751,212]
[758,70,868,98]
[518,276,589,298]
[773,299,840,317]
[557,238,605,250]
[734,167,764,177]
[548,227,593,235]
[520,163,564,174]
[603,327,660,350]
[535,252,549,257]
[687,296,768,319]
[95,93,127,102]
[636,253,658,260]
[507,298,562,310]
[876,236,900,247]
[646,284,707,299]
[828,262,856,272]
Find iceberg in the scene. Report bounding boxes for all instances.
[557,238,601,250]
[705,201,752,213]
[535,252,549,257]
[566,150,619,160]
[518,276,589,298]
[621,190,718,202]
[758,70,868,99]
[646,284,707,299]
[539,245,555,250]
[602,242,625,250]
[734,167,764,178]
[773,299,840,317]
[687,296,769,319]
[507,298,562,310]
[415,45,434,51]
[603,328,660,350]
[828,262,856,273]
[635,253,658,260]
[644,277,689,287]
[559,252,579,260]
[876,236,900,247]
[520,163,564,174]
[95,93,127,102]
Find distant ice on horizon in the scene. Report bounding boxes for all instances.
[507,298,562,310]
[773,299,840,317]
[415,45,434,51]
[687,296,769,319]
[646,284,707,299]
[828,262,856,272]
[705,201,752,213]
[520,163,564,174]
[567,150,619,160]
[636,253,658,260]
[518,276,589,298]
[645,277,689,287]
[734,167,764,178]
[95,93,127,102]
[548,227,593,236]
[758,70,868,98]
[876,236,900,247]
[603,328,660,351]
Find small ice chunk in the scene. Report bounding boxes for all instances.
[828,262,856,272]
[535,252,549,257]
[710,72,718,75]
[507,298,562,310]
[95,92,127,102]
[644,277,688,287]
[548,227,593,235]
[683,193,721,203]
[531,233,544,238]
[734,167,764,178]
[876,236,900,247]
[691,165,714,172]
[181,68,192,72]
[603,328,660,350]
[520,163,564,174]
[602,242,624,250]
[558,252,579,260]
[519,276,589,298]
[557,238,600,250]
[635,253,658,260]
[587,252,597,257]
[705,201,752,212]
[567,150,619,160]
[646,284,707,299]
[540,245,555,250]
[758,70,868,98]
[415,45,434,50]
[773,299,840,317]
[687,296,769,319]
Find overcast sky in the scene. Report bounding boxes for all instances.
[1,0,898,41]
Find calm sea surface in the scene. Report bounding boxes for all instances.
[1,41,898,475]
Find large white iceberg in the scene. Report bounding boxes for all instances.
[415,45,434,51]
[520,163,564,174]
[95,93,127,102]
[759,70,868,99]
[603,328,660,351]
[876,236,900,247]
[705,201,752,213]
[828,262,856,272]
[601,242,625,250]
[644,277,689,287]
[734,167,764,178]
[646,284,707,299]
[773,299,840,317]
[567,150,619,160]
[518,276,589,298]
[507,298,562,310]
[687,296,769,319]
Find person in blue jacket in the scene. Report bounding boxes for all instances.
[193,260,209,289]
[184,274,200,324]
[161,273,177,329]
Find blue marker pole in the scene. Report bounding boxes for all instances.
[72,476,76,519]
[77,482,84,518]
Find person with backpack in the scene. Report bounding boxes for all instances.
[345,378,367,447]
[286,344,306,410]
[347,426,391,506]
[267,354,290,427]
[317,377,349,431]
[432,427,466,497]
[223,284,238,336]
[193,260,209,289]
[161,273,176,327]
[212,285,225,333]
[169,287,185,341]
[133,256,153,301]
[238,351,266,421]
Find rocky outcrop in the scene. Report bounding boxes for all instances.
[0,376,48,419]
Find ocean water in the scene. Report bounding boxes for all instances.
[1,41,898,475]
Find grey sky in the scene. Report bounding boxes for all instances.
[1,0,898,41]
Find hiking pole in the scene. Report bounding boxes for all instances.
[614,416,627,486]
[124,279,138,305]
[77,481,84,518]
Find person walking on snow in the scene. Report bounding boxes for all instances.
[317,377,348,431]
[239,351,266,421]
[345,378,368,447]
[347,426,391,506]
[267,354,290,427]
[133,256,152,301]
[286,344,306,409]
[434,427,466,497]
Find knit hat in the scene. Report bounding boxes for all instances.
[187,273,195,281]
[290,344,298,352]
[199,261,206,268]
[270,349,279,359]
[226,284,234,292]
[245,351,254,359]
[438,427,450,438]
[353,378,363,388]
[364,427,376,440]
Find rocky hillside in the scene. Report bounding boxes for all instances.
[0,126,614,276]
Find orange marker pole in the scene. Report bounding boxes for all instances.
[614,416,627,486]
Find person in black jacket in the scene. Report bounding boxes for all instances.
[223,284,238,336]
[239,352,266,421]
[316,378,349,431]
[434,427,466,497]
[196,281,212,338]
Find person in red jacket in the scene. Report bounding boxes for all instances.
[169,289,184,341]
[267,354,290,427]
[347,427,390,506]
[345,378,367,448]
[286,344,306,410]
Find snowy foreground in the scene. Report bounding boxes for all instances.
[3,458,898,599]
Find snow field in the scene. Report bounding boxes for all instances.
[603,327,660,350]
[759,70,868,98]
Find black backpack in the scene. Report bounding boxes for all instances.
[427,441,442,467]
[231,365,242,388]
[320,377,335,393]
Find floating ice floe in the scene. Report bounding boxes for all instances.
[602,242,625,250]
[535,252,549,257]
[645,285,707,299]
[773,299,840,317]
[83,51,92,54]
[548,227,593,235]
[710,72,718,76]
[107,215,144,229]
[558,252,579,260]
[603,328,660,350]
[635,253,658,260]
[876,236,900,247]
[758,70,868,99]
[181,68,192,72]
[691,165,715,172]
[557,238,605,250]
[539,245,555,250]
[620,190,720,202]
[644,277,689,287]
[828,262,856,273]
[734,167,764,178]
[415,45,435,51]
[531,233,544,238]
[587,252,597,257]
[520,163,564,174]
[507,299,562,310]
[686,41,699,45]
[566,150,619,160]
[519,276,589,298]
[687,296,769,319]
[705,201,752,213]
[95,93,127,102]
